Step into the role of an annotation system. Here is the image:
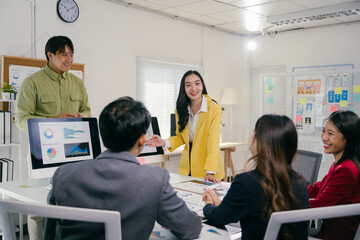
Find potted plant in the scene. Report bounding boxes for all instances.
[1,82,17,100]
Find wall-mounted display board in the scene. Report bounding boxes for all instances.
[1,55,85,110]
[292,64,356,135]
[260,64,359,181]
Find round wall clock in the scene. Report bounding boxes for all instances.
[57,0,79,23]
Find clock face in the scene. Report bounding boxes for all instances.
[57,0,79,23]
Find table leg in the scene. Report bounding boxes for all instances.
[229,149,236,181]
[223,150,229,182]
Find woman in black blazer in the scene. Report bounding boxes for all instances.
[203,114,310,240]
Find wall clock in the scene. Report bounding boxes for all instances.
[57,0,79,23]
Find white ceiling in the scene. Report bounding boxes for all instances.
[106,0,360,36]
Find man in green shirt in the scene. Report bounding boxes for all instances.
[15,36,91,240]
[15,36,91,131]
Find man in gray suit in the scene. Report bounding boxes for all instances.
[43,96,202,240]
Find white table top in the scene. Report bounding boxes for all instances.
[0,173,240,239]
[165,141,247,156]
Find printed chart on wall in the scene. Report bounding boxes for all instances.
[293,76,325,134]
[8,65,42,93]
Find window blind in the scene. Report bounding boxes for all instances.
[137,58,202,138]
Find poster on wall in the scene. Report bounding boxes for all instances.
[9,65,42,93]
[296,77,324,96]
[294,97,316,133]
[294,75,325,132]
[326,73,351,115]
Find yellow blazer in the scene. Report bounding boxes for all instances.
[168,95,225,180]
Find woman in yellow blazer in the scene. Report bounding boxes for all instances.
[149,70,224,183]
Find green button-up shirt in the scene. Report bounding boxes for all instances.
[15,65,91,131]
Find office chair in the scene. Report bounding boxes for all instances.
[263,203,360,240]
[0,199,121,240]
[293,149,322,185]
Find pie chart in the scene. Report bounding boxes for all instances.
[44,128,55,139]
[47,148,57,158]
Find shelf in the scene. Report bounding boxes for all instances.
[0,143,21,147]
[0,99,16,103]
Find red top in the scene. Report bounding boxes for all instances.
[308,159,360,240]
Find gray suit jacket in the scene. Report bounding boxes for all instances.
[44,151,201,240]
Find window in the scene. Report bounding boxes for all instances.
[137,58,202,138]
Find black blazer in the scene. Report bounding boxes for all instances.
[203,168,310,240]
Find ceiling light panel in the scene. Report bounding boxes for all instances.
[268,2,360,26]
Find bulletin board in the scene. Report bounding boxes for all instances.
[292,64,358,134]
[1,55,85,110]
[260,64,360,180]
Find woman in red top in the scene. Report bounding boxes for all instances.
[308,110,360,240]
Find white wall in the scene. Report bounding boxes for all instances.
[249,22,360,69]
[0,0,248,179]
[2,0,359,179]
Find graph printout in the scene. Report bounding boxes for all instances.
[39,121,94,164]
[140,122,158,154]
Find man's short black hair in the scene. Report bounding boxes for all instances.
[45,36,74,61]
[99,96,151,152]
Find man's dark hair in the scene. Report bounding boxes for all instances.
[45,36,74,61]
[99,96,151,152]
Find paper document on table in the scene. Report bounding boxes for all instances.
[151,222,231,240]
[172,180,230,195]
[200,223,231,239]
[225,223,242,240]
[175,189,204,215]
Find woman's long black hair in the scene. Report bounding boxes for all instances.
[176,70,208,132]
[327,110,360,174]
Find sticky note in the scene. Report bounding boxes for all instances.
[137,157,145,165]
[334,87,342,94]
[328,91,334,103]
[267,97,273,104]
[340,100,348,108]
[299,98,306,105]
[341,90,348,101]
[354,95,360,102]
[296,115,302,122]
[330,105,338,112]
[265,85,271,93]
[335,94,341,103]
[353,85,360,93]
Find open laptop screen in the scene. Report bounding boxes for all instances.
[27,117,101,178]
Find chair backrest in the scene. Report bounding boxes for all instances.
[293,149,322,185]
[264,203,360,240]
[0,199,121,240]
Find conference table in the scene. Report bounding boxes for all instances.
[164,142,247,182]
[0,173,242,240]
